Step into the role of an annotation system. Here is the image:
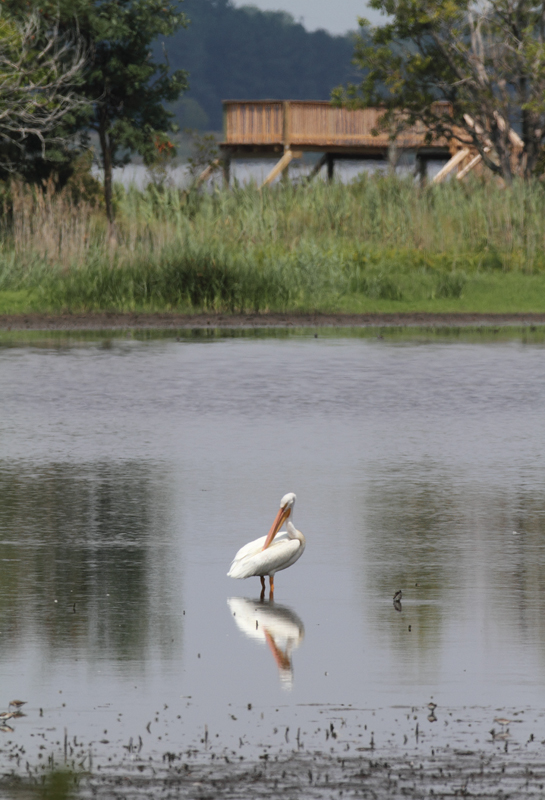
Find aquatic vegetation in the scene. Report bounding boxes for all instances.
[2,767,79,800]
[1,175,545,312]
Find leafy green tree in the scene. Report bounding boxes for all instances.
[334,0,545,180]
[77,0,188,227]
[2,0,188,206]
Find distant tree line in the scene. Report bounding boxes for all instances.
[162,0,359,131]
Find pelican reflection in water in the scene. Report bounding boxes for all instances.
[228,597,304,689]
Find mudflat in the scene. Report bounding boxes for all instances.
[2,311,545,330]
[80,749,545,800]
[1,738,540,799]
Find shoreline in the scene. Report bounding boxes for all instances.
[2,310,545,331]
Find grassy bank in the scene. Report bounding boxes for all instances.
[1,175,545,313]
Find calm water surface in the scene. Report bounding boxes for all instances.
[104,157,447,189]
[1,330,545,765]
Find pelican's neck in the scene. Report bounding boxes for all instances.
[286,519,303,542]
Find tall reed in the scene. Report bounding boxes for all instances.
[1,175,545,311]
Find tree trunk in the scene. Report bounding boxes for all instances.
[98,107,116,240]
[520,76,531,178]
[500,147,513,185]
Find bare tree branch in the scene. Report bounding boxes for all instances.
[0,12,87,168]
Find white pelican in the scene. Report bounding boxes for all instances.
[227,597,304,688]
[227,493,305,599]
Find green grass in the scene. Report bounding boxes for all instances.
[2,175,545,314]
[6,272,545,315]
[0,289,33,313]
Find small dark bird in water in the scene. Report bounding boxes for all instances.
[427,702,437,711]
[0,712,14,720]
[9,700,26,709]
[393,590,402,602]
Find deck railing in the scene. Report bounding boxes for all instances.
[222,100,450,150]
[223,101,284,145]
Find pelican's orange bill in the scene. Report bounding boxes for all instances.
[262,506,291,551]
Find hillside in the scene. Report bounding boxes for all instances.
[160,0,359,131]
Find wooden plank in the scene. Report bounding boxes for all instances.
[260,149,302,188]
[493,111,524,149]
[283,101,291,148]
[456,144,493,180]
[223,100,453,150]
[195,159,220,187]
[464,109,523,150]
[456,153,481,180]
[306,153,328,182]
[432,148,470,183]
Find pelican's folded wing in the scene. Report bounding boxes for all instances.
[228,537,300,579]
[231,534,268,563]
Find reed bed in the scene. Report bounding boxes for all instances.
[2,174,545,312]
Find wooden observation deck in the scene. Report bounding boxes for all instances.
[219,100,458,186]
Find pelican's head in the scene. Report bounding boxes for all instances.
[262,492,297,551]
[280,492,296,511]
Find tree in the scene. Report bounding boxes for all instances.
[333,0,545,180]
[0,10,86,174]
[78,0,188,227]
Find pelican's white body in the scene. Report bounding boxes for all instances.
[227,493,305,581]
[228,522,305,579]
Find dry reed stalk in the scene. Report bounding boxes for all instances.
[10,179,103,269]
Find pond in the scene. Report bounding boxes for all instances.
[102,156,448,190]
[1,327,545,779]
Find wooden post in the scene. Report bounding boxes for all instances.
[306,153,328,182]
[388,142,399,173]
[415,154,428,184]
[326,153,334,182]
[283,101,291,149]
[432,148,470,184]
[456,152,482,180]
[466,111,523,149]
[261,149,302,188]
[222,157,231,188]
[195,158,220,187]
[282,101,292,184]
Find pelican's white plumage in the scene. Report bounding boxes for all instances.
[227,493,305,598]
[227,529,301,579]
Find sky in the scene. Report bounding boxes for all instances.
[231,0,383,34]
